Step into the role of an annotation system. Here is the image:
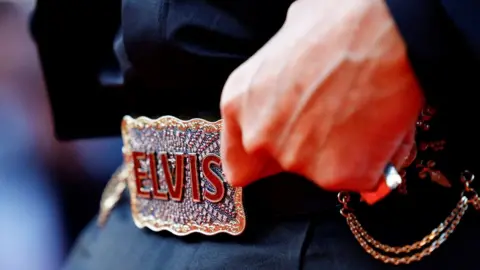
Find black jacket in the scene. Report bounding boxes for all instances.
[30,0,479,173]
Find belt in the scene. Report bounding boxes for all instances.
[98,115,340,235]
[98,107,480,265]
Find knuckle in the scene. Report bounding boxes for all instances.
[241,118,279,157]
[224,66,245,89]
[286,1,302,21]
[242,129,272,155]
[277,133,311,173]
[280,151,304,173]
[220,72,248,118]
[220,98,236,119]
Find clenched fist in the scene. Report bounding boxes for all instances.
[220,0,423,193]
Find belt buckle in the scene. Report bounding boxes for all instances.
[122,116,246,236]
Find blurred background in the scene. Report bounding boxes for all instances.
[0,1,123,269]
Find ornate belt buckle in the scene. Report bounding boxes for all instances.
[121,116,246,236]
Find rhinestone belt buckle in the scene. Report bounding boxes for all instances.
[121,116,246,236]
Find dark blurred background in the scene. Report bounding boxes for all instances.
[0,1,122,269]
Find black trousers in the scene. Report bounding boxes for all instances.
[63,173,480,270]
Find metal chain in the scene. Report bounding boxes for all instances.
[338,171,478,265]
[97,164,129,227]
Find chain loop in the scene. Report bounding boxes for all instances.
[337,191,351,205]
[461,170,475,184]
[339,171,476,265]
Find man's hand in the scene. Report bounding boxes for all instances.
[220,0,423,193]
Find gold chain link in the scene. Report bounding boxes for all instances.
[338,171,477,265]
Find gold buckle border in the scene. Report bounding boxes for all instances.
[121,115,246,236]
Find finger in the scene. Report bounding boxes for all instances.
[359,127,414,204]
[360,164,402,205]
[390,125,416,170]
[221,115,281,187]
[220,116,248,186]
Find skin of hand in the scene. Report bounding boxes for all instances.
[220,0,424,193]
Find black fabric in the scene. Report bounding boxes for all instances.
[29,2,480,269]
[31,0,480,146]
[30,0,480,180]
[30,0,294,140]
[30,0,479,137]
[384,0,480,175]
[30,0,125,140]
[63,186,480,270]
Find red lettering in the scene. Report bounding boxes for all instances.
[188,154,202,203]
[159,152,185,202]
[132,152,151,199]
[133,151,227,203]
[148,153,168,200]
[201,154,225,203]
